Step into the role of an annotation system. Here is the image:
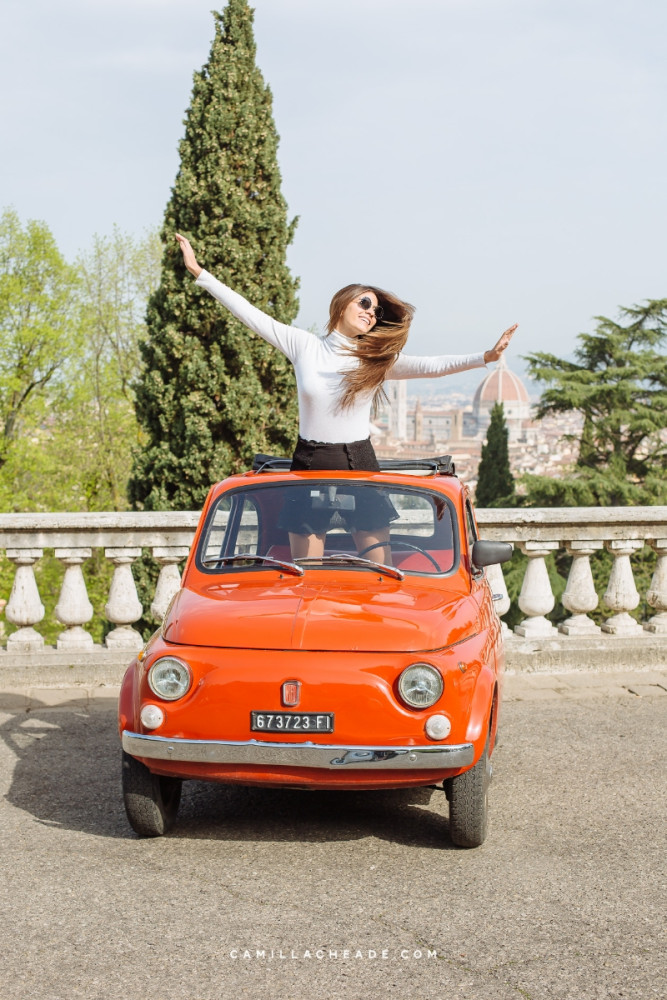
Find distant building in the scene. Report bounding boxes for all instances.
[470,356,531,441]
[384,381,407,440]
[404,402,464,444]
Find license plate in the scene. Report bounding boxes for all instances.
[250,712,334,733]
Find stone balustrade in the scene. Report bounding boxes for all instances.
[477,505,667,671]
[476,505,667,630]
[1,507,667,674]
[0,512,199,663]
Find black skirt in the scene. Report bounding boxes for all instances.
[280,437,399,536]
[290,435,381,472]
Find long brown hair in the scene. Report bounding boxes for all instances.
[326,284,415,412]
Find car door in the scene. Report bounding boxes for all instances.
[464,494,502,662]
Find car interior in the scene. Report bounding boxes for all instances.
[199,482,458,575]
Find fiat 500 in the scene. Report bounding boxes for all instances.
[119,456,511,847]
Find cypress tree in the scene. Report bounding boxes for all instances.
[475,402,515,507]
[129,0,299,511]
[521,299,667,506]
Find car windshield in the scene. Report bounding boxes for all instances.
[197,481,458,576]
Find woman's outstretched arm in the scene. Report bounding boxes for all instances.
[388,324,518,380]
[174,234,302,361]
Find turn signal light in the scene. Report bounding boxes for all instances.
[140,704,165,730]
[425,714,451,740]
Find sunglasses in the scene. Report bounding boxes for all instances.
[357,296,384,322]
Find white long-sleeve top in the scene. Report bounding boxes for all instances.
[196,269,487,444]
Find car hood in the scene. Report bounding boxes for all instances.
[162,577,479,653]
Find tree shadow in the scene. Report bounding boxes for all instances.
[0,699,459,849]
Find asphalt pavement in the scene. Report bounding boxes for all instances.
[0,670,665,1000]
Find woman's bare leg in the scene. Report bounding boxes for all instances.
[289,532,326,559]
[352,528,391,565]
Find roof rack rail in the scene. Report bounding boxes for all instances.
[252,454,456,476]
[376,456,456,475]
[252,455,292,473]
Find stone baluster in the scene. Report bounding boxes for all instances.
[150,546,190,621]
[601,539,644,635]
[485,561,511,634]
[514,541,559,637]
[54,548,95,649]
[644,539,667,634]
[4,549,45,652]
[559,541,603,635]
[104,547,143,650]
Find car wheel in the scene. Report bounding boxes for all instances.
[445,741,491,848]
[121,750,182,837]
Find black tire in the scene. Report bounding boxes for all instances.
[121,750,182,837]
[446,741,491,848]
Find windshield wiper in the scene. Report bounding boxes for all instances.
[202,554,304,576]
[296,554,404,581]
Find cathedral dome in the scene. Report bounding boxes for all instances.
[472,355,530,411]
[472,356,531,439]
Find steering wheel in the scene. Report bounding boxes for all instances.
[357,540,442,572]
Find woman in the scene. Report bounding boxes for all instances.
[175,233,516,561]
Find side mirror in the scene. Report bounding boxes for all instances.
[471,539,513,569]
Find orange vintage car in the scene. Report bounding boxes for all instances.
[118,456,512,846]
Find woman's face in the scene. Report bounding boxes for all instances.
[337,291,381,339]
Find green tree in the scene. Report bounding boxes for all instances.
[78,226,161,399]
[0,208,80,473]
[520,299,667,507]
[475,402,515,507]
[0,219,161,644]
[129,0,299,512]
[0,222,160,514]
[71,226,161,510]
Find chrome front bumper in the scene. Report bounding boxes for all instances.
[122,731,474,770]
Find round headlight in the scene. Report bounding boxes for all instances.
[148,657,192,701]
[398,663,444,709]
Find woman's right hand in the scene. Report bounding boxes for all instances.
[484,324,517,363]
[175,233,203,278]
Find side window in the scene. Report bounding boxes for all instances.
[465,500,483,579]
[201,495,260,562]
[202,497,231,562]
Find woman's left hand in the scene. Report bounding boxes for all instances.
[484,324,518,364]
[175,233,203,278]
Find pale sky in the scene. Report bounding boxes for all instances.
[1,0,666,382]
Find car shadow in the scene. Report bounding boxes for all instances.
[173,780,453,849]
[0,698,131,840]
[0,701,457,849]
